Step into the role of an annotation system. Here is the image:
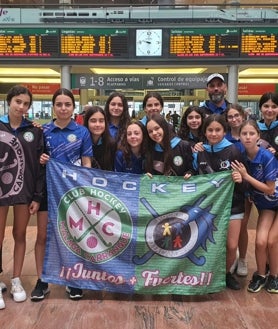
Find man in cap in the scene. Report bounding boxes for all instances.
[200,73,230,117]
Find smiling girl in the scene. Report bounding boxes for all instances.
[146,113,194,178]
[178,106,205,148]
[84,106,116,171]
[193,114,245,290]
[225,104,246,152]
[115,121,150,174]
[257,92,278,158]
[104,92,130,143]
[140,92,164,125]
[232,120,278,294]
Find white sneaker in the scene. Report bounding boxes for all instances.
[10,277,26,302]
[0,289,5,309]
[237,258,248,276]
[0,281,7,292]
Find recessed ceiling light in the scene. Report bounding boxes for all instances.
[240,68,278,77]
[90,68,206,74]
[0,68,60,76]
[0,78,60,83]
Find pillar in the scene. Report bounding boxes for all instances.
[60,65,71,90]
[227,65,239,104]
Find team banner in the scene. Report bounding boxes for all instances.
[42,159,234,295]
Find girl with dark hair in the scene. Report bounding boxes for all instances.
[193,114,245,291]
[177,106,205,147]
[31,88,93,302]
[225,103,249,277]
[225,103,246,152]
[104,91,130,143]
[0,85,44,308]
[257,92,278,158]
[84,106,116,171]
[141,91,176,136]
[146,113,194,177]
[115,121,151,174]
[226,103,275,277]
[232,120,278,294]
[140,91,164,125]
[42,88,92,167]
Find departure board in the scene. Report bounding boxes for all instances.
[241,27,278,57]
[0,28,59,57]
[60,28,128,58]
[3,26,278,62]
[169,28,240,58]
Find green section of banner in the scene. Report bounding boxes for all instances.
[135,171,234,295]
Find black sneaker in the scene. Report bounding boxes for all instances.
[247,272,267,293]
[265,275,278,294]
[226,272,240,290]
[66,286,83,300]
[31,279,50,301]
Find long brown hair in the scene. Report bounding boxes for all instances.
[147,113,174,175]
[118,120,151,172]
[104,92,131,142]
[178,106,205,142]
[84,106,116,170]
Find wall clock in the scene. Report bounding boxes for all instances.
[136,29,162,56]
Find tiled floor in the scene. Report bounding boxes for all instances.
[1,211,277,329]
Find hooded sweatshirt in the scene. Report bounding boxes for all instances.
[0,115,45,205]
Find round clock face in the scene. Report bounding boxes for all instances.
[136,29,162,57]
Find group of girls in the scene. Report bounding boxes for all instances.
[84,91,194,177]
[0,87,277,311]
[85,91,277,294]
